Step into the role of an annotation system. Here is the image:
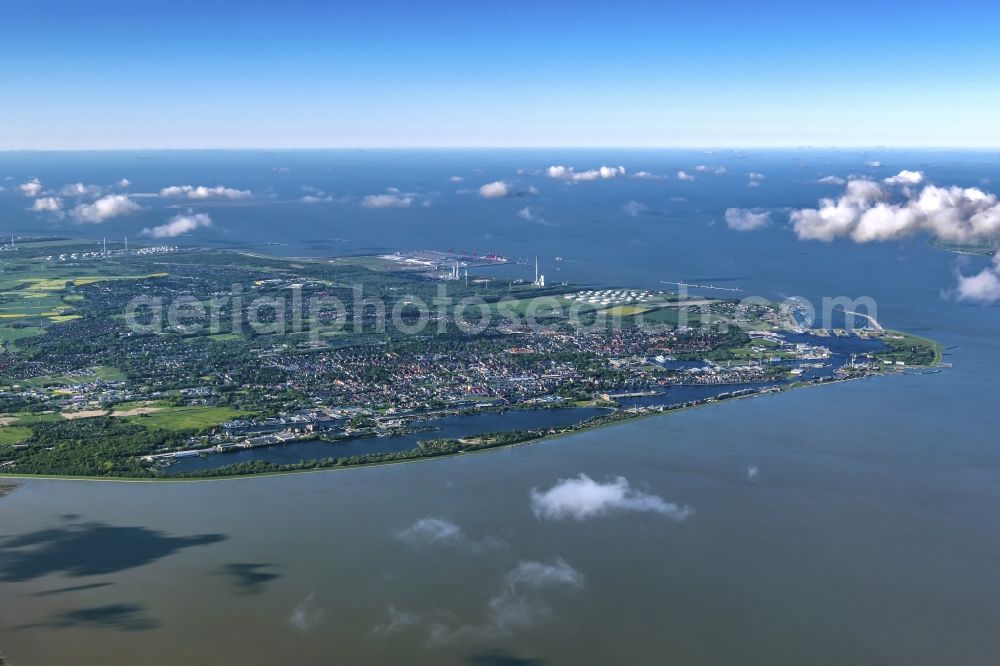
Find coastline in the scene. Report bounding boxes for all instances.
[0,370,901,485]
[0,242,944,483]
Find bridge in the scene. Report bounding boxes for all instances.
[838,308,884,332]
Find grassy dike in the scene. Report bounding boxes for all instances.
[876,329,943,367]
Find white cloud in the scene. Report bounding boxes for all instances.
[953,268,1000,303]
[952,254,1000,304]
[866,160,882,168]
[300,194,335,203]
[546,165,625,182]
[288,592,323,632]
[883,170,924,186]
[159,184,251,199]
[530,473,693,521]
[300,187,345,204]
[425,559,584,645]
[59,182,102,197]
[817,175,846,185]
[725,207,771,231]
[369,605,423,637]
[362,189,415,208]
[394,517,506,552]
[117,178,131,188]
[479,180,512,198]
[31,196,63,213]
[449,176,464,183]
[594,165,626,179]
[622,200,648,217]
[632,171,667,180]
[142,212,212,238]
[517,206,545,223]
[791,178,1000,243]
[792,179,883,241]
[479,559,583,635]
[676,170,696,182]
[746,465,759,482]
[395,517,462,546]
[71,194,141,223]
[19,179,42,196]
[695,165,727,175]
[504,559,584,589]
[747,172,765,187]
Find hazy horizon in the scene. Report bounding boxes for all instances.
[3,146,1000,152]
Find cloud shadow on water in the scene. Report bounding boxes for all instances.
[0,520,226,582]
[223,562,281,594]
[33,582,113,597]
[466,650,545,666]
[17,603,159,632]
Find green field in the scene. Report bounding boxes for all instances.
[0,425,32,444]
[0,324,44,344]
[207,332,243,341]
[602,304,653,317]
[119,405,247,431]
[639,307,705,326]
[21,365,125,388]
[497,297,567,318]
[109,400,169,413]
[875,331,941,366]
[0,255,169,341]
[0,411,65,444]
[0,412,66,426]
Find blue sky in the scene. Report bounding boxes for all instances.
[3,0,1000,149]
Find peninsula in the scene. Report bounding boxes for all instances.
[0,239,940,478]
